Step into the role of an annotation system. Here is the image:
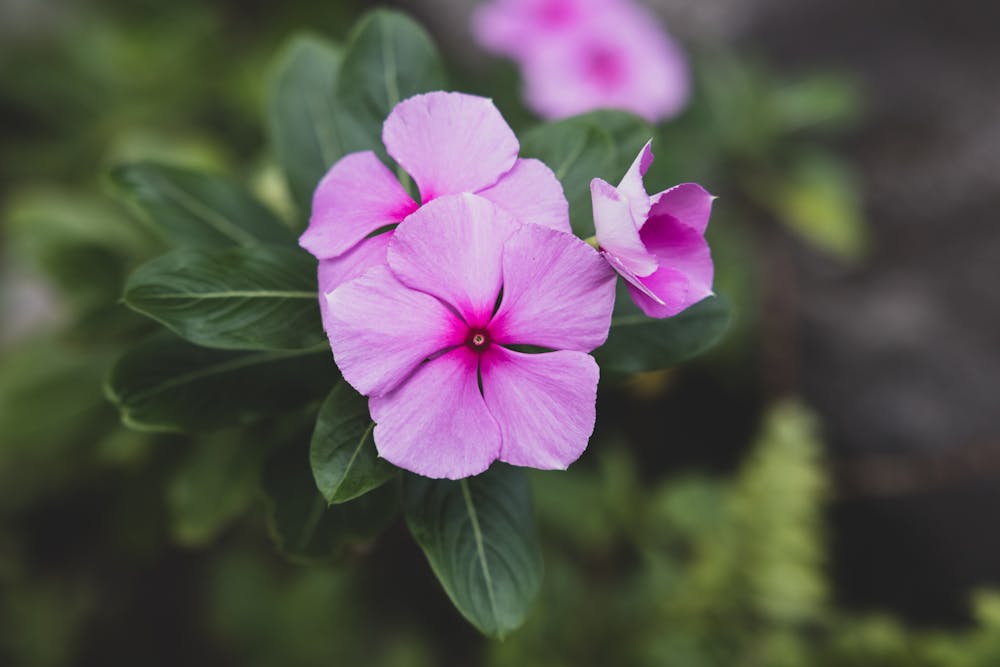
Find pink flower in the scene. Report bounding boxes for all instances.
[325,193,617,479]
[473,0,689,123]
[299,91,570,309]
[590,140,715,318]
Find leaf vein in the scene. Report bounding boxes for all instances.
[460,478,500,628]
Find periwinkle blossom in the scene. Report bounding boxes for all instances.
[591,140,715,318]
[325,193,617,480]
[473,0,689,123]
[299,91,570,306]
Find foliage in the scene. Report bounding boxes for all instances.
[0,1,981,665]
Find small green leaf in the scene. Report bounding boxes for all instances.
[404,465,543,637]
[310,383,397,504]
[110,162,294,248]
[337,10,446,159]
[123,244,323,351]
[595,292,732,374]
[769,73,862,133]
[106,333,334,433]
[267,35,351,215]
[521,111,651,237]
[262,437,398,563]
[762,152,868,261]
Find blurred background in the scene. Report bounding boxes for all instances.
[2,0,1000,665]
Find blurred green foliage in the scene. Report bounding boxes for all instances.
[0,0,991,665]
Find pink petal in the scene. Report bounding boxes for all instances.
[601,251,664,305]
[489,223,616,351]
[382,92,519,202]
[388,194,519,327]
[590,178,657,276]
[473,0,611,58]
[325,265,465,397]
[626,266,699,319]
[640,209,714,300]
[471,0,532,58]
[370,347,501,479]
[649,182,715,234]
[481,346,599,470]
[618,140,654,226]
[317,232,393,334]
[476,158,571,233]
[300,151,417,260]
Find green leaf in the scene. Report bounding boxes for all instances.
[110,162,295,248]
[521,111,651,237]
[123,244,323,351]
[337,10,446,159]
[4,189,160,310]
[594,292,732,374]
[267,35,350,215]
[262,437,398,563]
[404,465,543,637]
[769,73,862,132]
[105,333,334,433]
[310,383,397,504]
[167,429,269,546]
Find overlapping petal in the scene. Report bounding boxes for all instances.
[591,178,657,276]
[481,347,599,470]
[325,265,465,397]
[370,347,501,479]
[382,92,519,202]
[490,223,616,351]
[640,208,714,299]
[624,266,693,319]
[649,182,715,234]
[317,232,394,333]
[300,151,417,260]
[477,158,571,233]
[617,139,654,224]
[388,194,519,327]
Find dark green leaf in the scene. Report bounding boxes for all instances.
[110,162,294,248]
[521,111,651,237]
[167,429,269,546]
[267,35,350,215]
[105,333,334,433]
[310,383,396,504]
[337,10,446,158]
[595,291,732,374]
[404,465,543,637]
[262,437,398,563]
[123,244,323,351]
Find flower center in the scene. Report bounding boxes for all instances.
[466,329,491,351]
[584,44,627,90]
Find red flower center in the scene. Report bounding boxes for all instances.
[466,329,491,351]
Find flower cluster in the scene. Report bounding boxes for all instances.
[301,91,713,479]
[472,0,689,122]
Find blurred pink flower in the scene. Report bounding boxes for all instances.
[591,140,715,318]
[299,91,570,314]
[325,194,616,479]
[473,0,689,123]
